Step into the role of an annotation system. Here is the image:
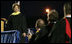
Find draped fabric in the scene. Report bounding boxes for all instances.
[1,30,20,43]
[65,18,71,43]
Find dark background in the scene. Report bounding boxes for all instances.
[1,1,69,28]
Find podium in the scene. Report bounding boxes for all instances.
[1,20,4,32]
[1,18,8,32]
[1,30,20,43]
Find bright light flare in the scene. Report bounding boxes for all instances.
[46,9,50,13]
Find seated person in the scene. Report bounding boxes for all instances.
[29,19,48,43]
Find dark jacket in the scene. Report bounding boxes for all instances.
[50,17,71,43]
[29,27,48,43]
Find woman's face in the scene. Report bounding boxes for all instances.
[14,6,19,12]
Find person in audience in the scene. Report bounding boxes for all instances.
[50,2,71,43]
[46,9,59,43]
[29,19,48,43]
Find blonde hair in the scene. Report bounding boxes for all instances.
[12,3,20,10]
[35,19,45,28]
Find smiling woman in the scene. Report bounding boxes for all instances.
[5,2,28,43]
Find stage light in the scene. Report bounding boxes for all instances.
[46,9,50,13]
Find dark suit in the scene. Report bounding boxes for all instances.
[29,26,48,43]
[46,22,56,43]
[50,17,71,43]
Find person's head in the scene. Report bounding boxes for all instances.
[12,3,20,12]
[47,10,59,23]
[35,19,45,29]
[64,2,71,16]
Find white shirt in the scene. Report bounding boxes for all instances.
[66,15,71,18]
